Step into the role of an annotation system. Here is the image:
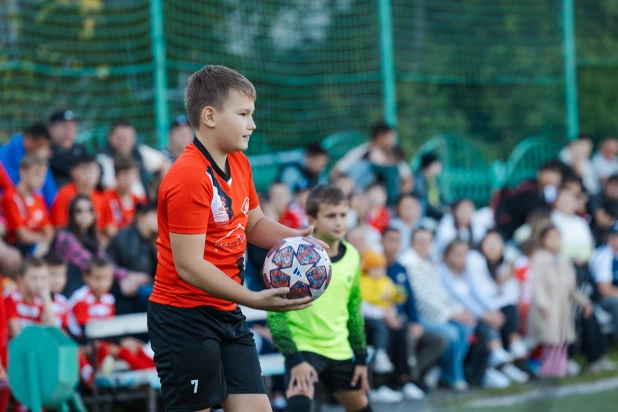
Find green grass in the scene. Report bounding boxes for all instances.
[459,390,618,412]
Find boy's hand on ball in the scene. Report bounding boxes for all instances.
[250,288,312,312]
[297,226,329,250]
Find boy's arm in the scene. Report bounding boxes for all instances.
[267,311,304,367]
[246,207,326,250]
[347,266,367,365]
[39,291,56,326]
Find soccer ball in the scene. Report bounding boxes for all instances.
[262,236,332,301]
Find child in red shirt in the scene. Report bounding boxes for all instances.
[45,252,69,330]
[4,258,56,339]
[102,155,146,237]
[70,257,154,386]
[1,156,54,256]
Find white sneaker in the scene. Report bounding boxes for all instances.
[451,380,469,392]
[483,368,511,389]
[488,347,513,367]
[501,363,529,384]
[509,340,529,360]
[423,366,441,390]
[402,382,425,400]
[373,350,394,374]
[370,386,404,403]
[567,360,581,376]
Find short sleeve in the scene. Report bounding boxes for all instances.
[4,296,17,321]
[166,169,213,234]
[591,249,612,284]
[1,192,26,231]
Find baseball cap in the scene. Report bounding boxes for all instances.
[49,109,76,124]
[609,221,618,236]
[170,114,190,129]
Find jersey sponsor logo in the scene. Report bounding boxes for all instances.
[214,223,247,250]
[240,197,250,216]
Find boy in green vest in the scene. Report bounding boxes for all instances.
[268,185,371,412]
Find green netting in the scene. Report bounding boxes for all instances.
[1,0,614,160]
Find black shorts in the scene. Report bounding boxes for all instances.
[147,301,266,411]
[286,352,360,393]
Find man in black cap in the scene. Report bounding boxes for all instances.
[164,114,193,163]
[48,109,89,187]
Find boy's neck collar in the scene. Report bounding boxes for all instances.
[193,134,230,179]
[16,184,33,197]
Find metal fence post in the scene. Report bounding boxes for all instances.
[562,0,579,140]
[150,0,169,149]
[378,0,397,127]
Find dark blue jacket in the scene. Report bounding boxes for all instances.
[387,262,419,323]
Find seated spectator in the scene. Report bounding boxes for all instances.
[332,173,356,199]
[382,228,447,397]
[561,174,589,217]
[1,156,54,257]
[0,123,57,207]
[528,225,592,378]
[590,174,618,245]
[495,160,563,240]
[268,182,292,222]
[414,152,445,220]
[51,154,111,234]
[4,257,56,339]
[365,183,390,233]
[467,232,527,361]
[590,221,618,342]
[68,257,154,386]
[440,240,528,387]
[350,191,382,252]
[400,228,476,391]
[102,155,147,235]
[360,250,405,374]
[164,115,194,163]
[591,137,618,186]
[0,160,13,194]
[53,195,151,301]
[48,109,88,188]
[551,189,595,264]
[97,120,170,198]
[277,142,328,192]
[433,198,487,260]
[389,193,422,256]
[107,202,157,314]
[560,135,599,195]
[45,252,69,330]
[279,183,309,230]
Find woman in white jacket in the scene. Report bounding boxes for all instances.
[466,231,528,360]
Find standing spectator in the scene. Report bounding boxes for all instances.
[590,174,618,245]
[48,109,88,187]
[389,193,422,255]
[53,195,151,301]
[495,160,563,240]
[414,152,445,220]
[591,138,618,185]
[527,225,592,378]
[51,154,111,233]
[164,115,194,163]
[1,156,54,257]
[0,123,57,207]
[102,155,147,234]
[106,203,158,314]
[400,228,476,391]
[4,258,56,339]
[277,142,328,192]
[382,228,447,395]
[560,136,599,195]
[590,221,618,342]
[97,120,170,198]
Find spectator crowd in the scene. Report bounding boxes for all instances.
[0,112,618,409]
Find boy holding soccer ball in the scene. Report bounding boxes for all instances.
[269,185,371,412]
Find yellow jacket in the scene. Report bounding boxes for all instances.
[360,273,407,309]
